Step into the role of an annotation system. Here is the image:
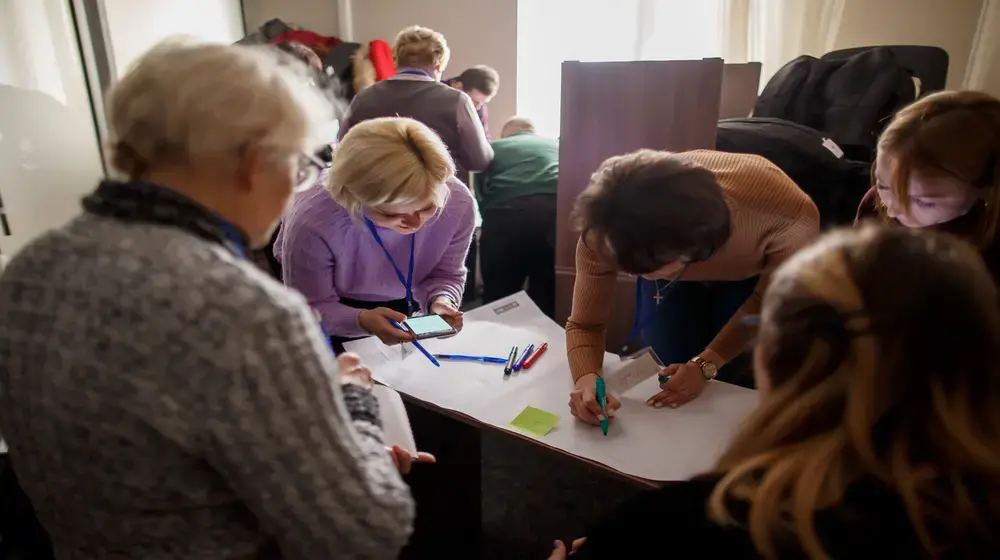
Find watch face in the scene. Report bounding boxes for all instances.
[703,362,719,379]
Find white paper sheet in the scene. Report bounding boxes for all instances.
[345,292,760,481]
[372,385,418,455]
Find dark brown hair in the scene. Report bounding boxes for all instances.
[710,225,1000,558]
[455,65,500,97]
[572,150,730,274]
[876,90,1000,249]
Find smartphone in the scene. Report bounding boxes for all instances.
[402,314,457,340]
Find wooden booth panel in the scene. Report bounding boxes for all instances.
[719,62,762,119]
[555,59,724,352]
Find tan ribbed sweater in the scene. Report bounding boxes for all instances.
[566,150,820,382]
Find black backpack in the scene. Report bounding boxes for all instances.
[753,47,918,162]
[715,117,871,228]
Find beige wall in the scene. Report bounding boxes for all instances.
[830,0,984,89]
[243,0,340,37]
[103,0,244,74]
[351,0,518,132]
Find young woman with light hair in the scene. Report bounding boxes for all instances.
[0,38,417,559]
[551,225,1000,559]
[276,116,476,349]
[856,90,1000,284]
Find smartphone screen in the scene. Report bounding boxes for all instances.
[403,314,457,339]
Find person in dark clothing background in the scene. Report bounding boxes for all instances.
[476,116,558,317]
[445,65,500,140]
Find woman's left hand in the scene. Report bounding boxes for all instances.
[429,297,464,332]
[387,445,436,474]
[645,362,706,408]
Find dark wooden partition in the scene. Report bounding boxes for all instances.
[555,59,724,352]
[719,61,763,118]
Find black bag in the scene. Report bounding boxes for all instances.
[715,117,871,228]
[753,47,918,162]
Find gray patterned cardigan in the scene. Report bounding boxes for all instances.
[0,184,414,559]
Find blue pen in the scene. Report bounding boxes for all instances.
[436,354,508,364]
[389,320,440,367]
[513,344,534,372]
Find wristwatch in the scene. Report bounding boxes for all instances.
[689,356,719,380]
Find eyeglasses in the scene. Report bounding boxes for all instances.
[294,152,330,192]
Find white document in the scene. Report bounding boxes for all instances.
[604,348,663,395]
[372,385,417,455]
[345,292,760,481]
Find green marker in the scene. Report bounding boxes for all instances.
[595,376,609,436]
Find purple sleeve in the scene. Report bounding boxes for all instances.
[417,186,476,308]
[455,93,494,173]
[478,104,491,141]
[280,224,365,338]
[854,186,879,226]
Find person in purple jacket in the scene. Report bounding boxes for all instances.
[276,116,475,351]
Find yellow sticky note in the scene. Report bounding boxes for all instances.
[509,406,560,437]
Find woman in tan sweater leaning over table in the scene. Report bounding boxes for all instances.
[567,149,819,425]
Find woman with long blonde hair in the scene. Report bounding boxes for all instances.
[551,225,1000,559]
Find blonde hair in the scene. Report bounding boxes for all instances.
[708,225,1000,558]
[107,36,335,179]
[392,26,450,71]
[876,90,1000,248]
[328,117,455,219]
[501,116,536,138]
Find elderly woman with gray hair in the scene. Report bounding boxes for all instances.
[0,39,414,559]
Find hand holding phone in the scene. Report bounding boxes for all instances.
[358,308,415,345]
[429,296,464,332]
[402,314,458,340]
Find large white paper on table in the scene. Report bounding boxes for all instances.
[345,292,760,481]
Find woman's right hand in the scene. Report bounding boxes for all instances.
[358,308,415,345]
[568,373,621,425]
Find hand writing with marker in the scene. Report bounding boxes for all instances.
[568,373,621,425]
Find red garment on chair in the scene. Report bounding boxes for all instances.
[272,30,341,54]
[368,39,396,81]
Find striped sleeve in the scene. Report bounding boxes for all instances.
[201,300,414,560]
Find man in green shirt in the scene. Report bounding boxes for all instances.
[475,116,558,317]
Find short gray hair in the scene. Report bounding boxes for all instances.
[107,37,337,178]
[501,116,536,138]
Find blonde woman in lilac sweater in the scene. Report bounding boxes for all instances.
[276,117,476,351]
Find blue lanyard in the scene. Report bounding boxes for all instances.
[218,222,248,259]
[623,265,689,351]
[364,217,416,314]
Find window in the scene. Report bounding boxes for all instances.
[516,0,727,136]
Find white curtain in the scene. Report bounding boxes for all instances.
[746,0,846,87]
[964,0,1000,95]
[516,0,728,137]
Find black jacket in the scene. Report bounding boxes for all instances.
[573,476,999,559]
